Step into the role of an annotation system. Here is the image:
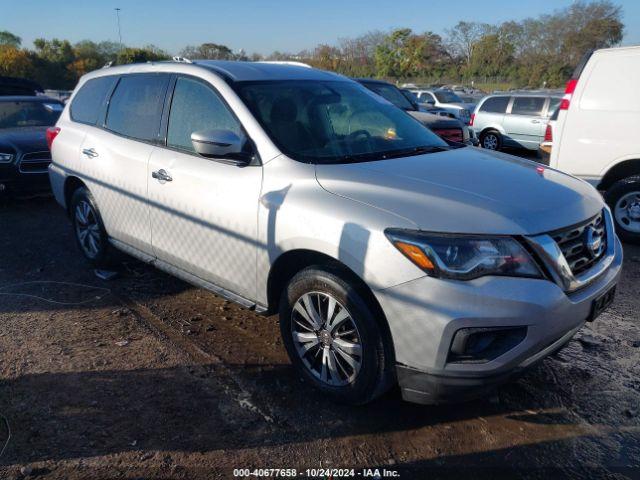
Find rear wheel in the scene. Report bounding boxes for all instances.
[606,176,640,244]
[70,187,114,267]
[279,266,394,405]
[480,130,502,151]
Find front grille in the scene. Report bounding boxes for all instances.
[433,128,464,143]
[19,151,51,174]
[551,211,607,276]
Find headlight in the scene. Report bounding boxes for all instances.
[0,153,13,163]
[385,229,542,280]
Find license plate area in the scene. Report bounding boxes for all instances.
[588,285,616,322]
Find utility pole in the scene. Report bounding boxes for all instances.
[115,8,123,52]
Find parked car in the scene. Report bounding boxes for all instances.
[551,46,640,244]
[0,96,64,195]
[471,93,561,152]
[409,88,474,124]
[537,107,558,165]
[356,79,477,145]
[399,88,455,118]
[0,76,43,96]
[49,61,621,405]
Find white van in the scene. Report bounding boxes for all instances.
[550,46,640,243]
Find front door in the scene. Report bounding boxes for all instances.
[148,75,262,299]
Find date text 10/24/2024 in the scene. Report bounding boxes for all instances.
[232,468,401,478]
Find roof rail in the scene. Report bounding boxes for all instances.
[172,56,192,63]
[256,61,311,68]
[102,61,113,69]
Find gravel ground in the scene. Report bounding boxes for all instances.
[0,195,639,480]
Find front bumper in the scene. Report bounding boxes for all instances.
[0,166,51,195]
[374,235,623,404]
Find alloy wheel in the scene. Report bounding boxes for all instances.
[483,133,499,150]
[74,200,101,258]
[614,191,640,233]
[290,292,363,386]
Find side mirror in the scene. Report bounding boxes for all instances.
[191,129,251,164]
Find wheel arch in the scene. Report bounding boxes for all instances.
[598,159,640,191]
[63,176,87,215]
[265,249,394,358]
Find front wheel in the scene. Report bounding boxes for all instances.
[606,176,640,244]
[279,266,394,405]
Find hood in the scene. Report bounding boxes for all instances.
[315,147,603,235]
[409,111,462,129]
[0,127,48,154]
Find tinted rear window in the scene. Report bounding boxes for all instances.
[70,76,117,125]
[105,74,168,142]
[0,101,63,128]
[479,96,509,113]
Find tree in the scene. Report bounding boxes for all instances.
[31,38,75,89]
[116,47,169,64]
[467,33,515,78]
[179,43,235,60]
[0,31,21,48]
[445,21,494,67]
[0,46,34,78]
[375,29,451,78]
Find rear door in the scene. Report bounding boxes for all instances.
[147,75,262,299]
[503,96,547,149]
[80,73,170,255]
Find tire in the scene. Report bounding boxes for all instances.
[480,130,502,151]
[605,176,640,244]
[69,187,114,268]
[279,266,394,405]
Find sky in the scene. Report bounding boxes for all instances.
[2,0,640,56]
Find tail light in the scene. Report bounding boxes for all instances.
[559,78,578,111]
[469,113,475,127]
[46,127,60,150]
[544,124,553,142]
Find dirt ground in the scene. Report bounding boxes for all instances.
[0,196,639,480]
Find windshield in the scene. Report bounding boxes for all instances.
[361,82,414,111]
[434,91,463,103]
[0,101,63,129]
[236,80,448,164]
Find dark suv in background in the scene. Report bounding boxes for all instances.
[0,96,64,196]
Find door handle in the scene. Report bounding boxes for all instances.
[82,148,99,158]
[151,169,173,182]
[531,119,541,124]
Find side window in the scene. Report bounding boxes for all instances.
[511,97,545,116]
[105,74,168,142]
[167,76,241,153]
[479,96,509,114]
[420,92,434,102]
[70,76,117,125]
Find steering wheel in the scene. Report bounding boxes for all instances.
[347,129,372,142]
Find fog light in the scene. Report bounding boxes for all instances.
[448,326,527,363]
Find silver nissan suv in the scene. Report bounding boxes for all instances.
[48,61,622,405]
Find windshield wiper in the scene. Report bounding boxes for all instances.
[378,145,449,159]
[326,145,448,164]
